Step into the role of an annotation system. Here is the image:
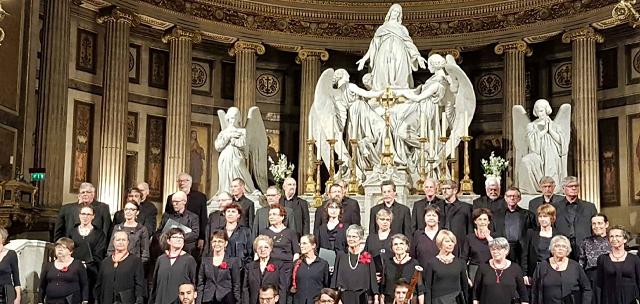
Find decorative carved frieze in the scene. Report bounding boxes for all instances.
[138,14,174,30]
[162,26,202,44]
[229,40,265,57]
[202,32,238,44]
[97,6,139,26]
[562,27,604,43]
[494,41,532,56]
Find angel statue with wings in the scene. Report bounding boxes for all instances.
[513,99,571,194]
[214,106,268,195]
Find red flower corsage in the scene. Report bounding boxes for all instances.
[359,251,372,264]
[219,261,228,270]
[61,266,69,272]
[338,223,344,229]
[266,263,276,272]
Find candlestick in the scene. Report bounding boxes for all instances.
[305,139,317,195]
[312,160,323,208]
[317,132,322,161]
[348,139,360,195]
[439,136,449,182]
[464,111,469,137]
[325,139,337,190]
[460,135,475,195]
[420,110,426,138]
[416,137,428,193]
[429,130,435,155]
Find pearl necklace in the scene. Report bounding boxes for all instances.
[348,252,361,270]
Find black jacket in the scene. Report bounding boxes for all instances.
[435,200,473,254]
[165,191,208,240]
[113,200,158,238]
[280,196,310,237]
[531,260,592,304]
[369,201,412,236]
[521,228,560,277]
[54,201,112,240]
[197,257,241,304]
[242,258,288,304]
[233,195,256,230]
[314,197,361,231]
[411,197,444,232]
[552,198,597,247]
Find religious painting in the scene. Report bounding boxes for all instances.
[221,61,235,100]
[626,43,640,85]
[75,29,97,74]
[127,112,138,143]
[149,48,169,89]
[474,70,503,101]
[256,69,284,104]
[125,151,138,190]
[70,101,94,192]
[192,59,213,96]
[0,124,17,182]
[628,114,640,205]
[598,117,620,207]
[129,44,141,84]
[597,48,618,90]
[550,60,572,95]
[190,123,211,194]
[0,0,23,112]
[145,116,166,202]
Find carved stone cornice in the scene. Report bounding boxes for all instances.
[296,49,329,63]
[162,26,202,44]
[494,41,533,56]
[96,6,139,26]
[562,27,605,43]
[201,32,237,44]
[612,0,640,28]
[428,48,461,62]
[228,40,266,57]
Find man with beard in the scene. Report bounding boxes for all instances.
[279,177,310,238]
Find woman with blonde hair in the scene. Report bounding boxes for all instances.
[243,235,287,304]
[424,229,469,304]
[521,204,560,284]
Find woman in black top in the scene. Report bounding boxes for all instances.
[69,205,107,303]
[39,238,89,304]
[150,228,198,304]
[220,203,253,266]
[521,204,559,284]
[531,235,591,304]
[331,225,378,304]
[473,237,528,304]
[291,235,330,304]
[95,230,145,304]
[197,230,241,304]
[424,229,469,304]
[411,205,441,271]
[461,208,494,284]
[0,228,20,304]
[108,201,150,263]
[365,209,393,276]
[596,225,640,304]
[314,200,347,254]
[381,234,424,304]
[243,235,288,304]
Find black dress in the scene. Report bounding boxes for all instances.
[380,257,423,304]
[0,250,20,303]
[460,232,492,282]
[39,259,89,304]
[424,257,469,304]
[364,233,392,274]
[521,229,557,278]
[331,251,378,304]
[531,259,592,304]
[596,253,640,304]
[473,262,529,304]
[314,223,347,253]
[150,253,198,304]
[224,226,253,267]
[69,226,107,302]
[411,230,439,270]
[95,254,145,304]
[197,257,241,304]
[292,257,330,304]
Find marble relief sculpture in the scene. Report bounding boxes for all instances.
[513,99,571,194]
[215,106,268,195]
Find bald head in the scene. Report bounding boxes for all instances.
[137,182,150,200]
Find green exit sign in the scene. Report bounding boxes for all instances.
[31,172,45,181]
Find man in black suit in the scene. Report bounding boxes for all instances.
[528,176,564,218]
[230,177,255,230]
[369,180,411,235]
[112,183,158,236]
[158,190,200,254]
[253,186,296,239]
[165,173,208,251]
[472,176,504,214]
[492,187,534,265]
[314,183,361,231]
[54,182,112,240]
[436,180,472,255]
[280,177,309,238]
[552,176,597,260]
[412,178,443,232]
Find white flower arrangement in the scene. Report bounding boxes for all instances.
[481,151,509,177]
[269,154,295,186]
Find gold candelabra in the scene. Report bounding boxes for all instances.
[348,139,360,195]
[304,139,317,195]
[448,147,458,182]
[379,87,397,166]
[460,135,475,195]
[312,160,323,208]
[325,139,337,190]
[415,137,428,194]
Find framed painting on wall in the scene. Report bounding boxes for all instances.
[190,123,211,194]
[149,48,169,89]
[70,101,94,192]
[145,116,166,202]
[598,117,620,207]
[628,114,640,205]
[626,42,640,85]
[129,44,141,83]
[76,28,97,74]
[127,112,138,143]
[0,124,17,182]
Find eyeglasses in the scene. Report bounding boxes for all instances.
[79,213,94,216]
[79,190,94,194]
[170,235,185,240]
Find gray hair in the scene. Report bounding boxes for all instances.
[346,224,364,240]
[485,177,500,188]
[538,176,556,185]
[266,186,281,195]
[549,235,572,255]
[79,182,95,192]
[0,227,8,244]
[562,176,579,188]
[488,237,510,252]
[177,173,192,182]
[217,191,233,200]
[424,178,439,188]
[137,182,150,192]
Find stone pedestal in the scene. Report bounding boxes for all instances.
[36,0,70,207]
[96,7,136,212]
[495,41,531,187]
[161,27,201,202]
[229,41,265,120]
[562,27,603,208]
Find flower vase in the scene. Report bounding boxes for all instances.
[485,174,501,183]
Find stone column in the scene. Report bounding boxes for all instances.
[562,27,603,207]
[296,49,329,193]
[229,41,265,119]
[161,27,201,201]
[96,7,136,212]
[36,0,70,207]
[495,40,532,187]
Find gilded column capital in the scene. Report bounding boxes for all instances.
[162,26,202,44]
[494,41,532,56]
[296,49,329,64]
[428,48,462,62]
[97,6,139,26]
[612,0,640,28]
[562,27,604,43]
[229,40,265,57]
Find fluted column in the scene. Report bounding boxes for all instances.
[162,27,201,201]
[229,41,265,119]
[96,7,137,212]
[296,49,329,192]
[495,40,532,186]
[562,27,604,207]
[36,0,70,207]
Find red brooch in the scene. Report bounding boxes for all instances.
[219,261,228,270]
[61,266,69,273]
[359,251,372,265]
[266,263,276,272]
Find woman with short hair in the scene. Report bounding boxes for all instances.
[108,201,150,263]
[197,230,241,304]
[150,228,198,304]
[473,237,528,304]
[531,235,591,304]
[314,288,339,304]
[69,205,107,303]
[243,235,287,304]
[331,225,378,304]
[521,204,559,284]
[220,203,253,266]
[39,238,89,304]
[365,209,394,277]
[380,234,424,304]
[0,228,20,304]
[95,230,146,304]
[411,206,441,271]
[461,208,494,284]
[596,225,640,304]
[424,229,469,304]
